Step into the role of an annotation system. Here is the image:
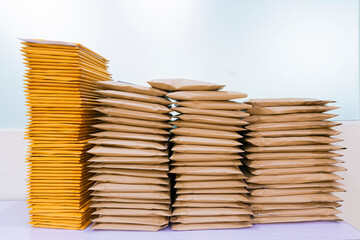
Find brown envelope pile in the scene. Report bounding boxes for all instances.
[243,98,345,224]
[148,79,253,230]
[88,81,172,231]
[22,39,111,229]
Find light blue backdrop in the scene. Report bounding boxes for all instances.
[0,0,359,128]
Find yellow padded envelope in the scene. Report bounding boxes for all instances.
[22,38,110,230]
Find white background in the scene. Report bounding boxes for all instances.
[0,0,359,229]
[0,0,359,128]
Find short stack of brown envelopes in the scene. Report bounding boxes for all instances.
[88,81,171,231]
[148,79,252,231]
[243,98,345,224]
[22,39,111,229]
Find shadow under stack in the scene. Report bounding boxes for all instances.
[22,39,111,229]
[147,79,253,231]
[88,81,172,231]
[243,98,346,224]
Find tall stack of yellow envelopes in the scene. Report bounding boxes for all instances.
[147,79,252,231]
[22,39,111,229]
[88,81,172,231]
[243,98,346,224]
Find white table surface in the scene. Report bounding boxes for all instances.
[0,201,359,240]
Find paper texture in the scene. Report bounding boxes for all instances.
[23,39,111,230]
[88,81,171,230]
[242,98,343,224]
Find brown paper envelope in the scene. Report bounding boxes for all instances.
[96,116,172,129]
[244,113,337,123]
[176,101,251,110]
[89,163,169,171]
[93,207,170,216]
[91,202,170,210]
[171,136,241,146]
[172,107,249,118]
[246,98,334,107]
[170,153,242,161]
[246,121,341,131]
[172,202,249,209]
[171,221,252,230]
[176,174,246,181]
[170,166,244,175]
[245,144,345,153]
[171,127,242,139]
[246,172,343,184]
[93,123,169,135]
[250,187,345,196]
[246,128,341,137]
[91,223,166,231]
[171,215,250,224]
[89,138,167,150]
[91,191,170,200]
[147,78,225,91]
[97,98,170,113]
[88,146,167,157]
[247,105,339,115]
[176,194,249,203]
[172,120,245,131]
[171,160,242,167]
[246,136,341,147]
[172,145,243,154]
[250,202,341,210]
[88,156,169,164]
[90,174,169,185]
[96,81,166,96]
[250,193,342,204]
[177,187,248,194]
[248,165,346,175]
[252,207,341,217]
[172,207,251,216]
[245,152,342,160]
[167,91,247,101]
[96,90,170,105]
[175,180,246,189]
[244,159,342,169]
[91,132,168,142]
[92,215,168,226]
[89,168,168,178]
[94,106,170,121]
[247,181,343,189]
[179,114,248,126]
[90,182,169,192]
[91,196,170,204]
[252,215,341,224]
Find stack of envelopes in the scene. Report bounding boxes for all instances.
[88,81,172,231]
[147,79,253,231]
[243,98,346,224]
[22,39,111,229]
